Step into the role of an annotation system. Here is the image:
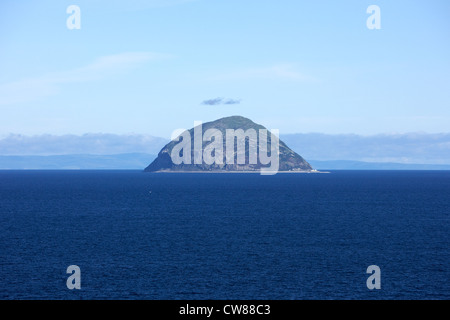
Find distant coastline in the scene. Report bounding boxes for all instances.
[0,153,449,170]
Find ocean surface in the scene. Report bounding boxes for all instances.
[0,170,448,300]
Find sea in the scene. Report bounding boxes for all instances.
[0,170,448,300]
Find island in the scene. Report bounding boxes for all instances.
[144,116,314,173]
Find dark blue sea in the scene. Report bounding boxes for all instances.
[0,170,449,300]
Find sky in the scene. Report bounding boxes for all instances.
[1,0,449,139]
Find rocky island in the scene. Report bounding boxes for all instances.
[144,116,314,173]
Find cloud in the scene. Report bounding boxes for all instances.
[54,52,162,82]
[281,132,450,164]
[3,132,450,165]
[223,98,241,105]
[0,133,169,155]
[0,52,168,105]
[202,97,223,105]
[202,97,241,105]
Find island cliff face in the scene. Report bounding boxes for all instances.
[144,116,313,172]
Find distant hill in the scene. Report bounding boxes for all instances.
[1,154,449,170]
[0,153,156,170]
[308,160,450,171]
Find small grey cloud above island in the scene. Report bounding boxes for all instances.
[201,97,241,106]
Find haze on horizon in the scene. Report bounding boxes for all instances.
[1,131,450,166]
[1,1,449,138]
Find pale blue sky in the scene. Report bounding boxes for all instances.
[1,0,449,138]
